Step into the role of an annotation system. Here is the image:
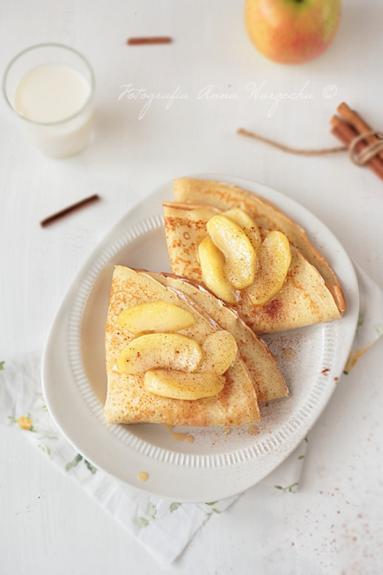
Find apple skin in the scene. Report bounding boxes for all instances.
[245,0,341,64]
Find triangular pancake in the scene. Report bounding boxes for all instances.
[104,266,260,426]
[173,177,345,314]
[163,202,341,333]
[150,272,288,403]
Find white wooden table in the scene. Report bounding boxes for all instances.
[1,1,383,573]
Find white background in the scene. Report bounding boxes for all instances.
[1,1,383,573]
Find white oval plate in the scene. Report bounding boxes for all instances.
[42,174,359,502]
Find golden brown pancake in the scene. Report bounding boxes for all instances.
[163,200,342,333]
[104,266,261,426]
[173,177,345,314]
[151,272,288,402]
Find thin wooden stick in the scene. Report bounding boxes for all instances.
[40,194,100,227]
[127,36,173,46]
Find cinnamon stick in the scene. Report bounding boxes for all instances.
[237,103,383,181]
[337,102,383,159]
[127,36,173,46]
[331,116,383,180]
[41,194,100,227]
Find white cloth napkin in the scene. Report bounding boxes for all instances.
[1,265,382,565]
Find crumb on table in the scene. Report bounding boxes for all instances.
[137,471,149,482]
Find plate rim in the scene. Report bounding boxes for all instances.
[42,173,359,502]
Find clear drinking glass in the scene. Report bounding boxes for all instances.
[3,43,95,158]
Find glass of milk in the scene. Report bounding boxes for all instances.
[3,43,95,158]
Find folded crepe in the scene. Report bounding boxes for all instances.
[151,272,288,403]
[104,265,278,427]
[163,178,345,334]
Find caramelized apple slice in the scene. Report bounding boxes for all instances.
[224,208,262,251]
[118,301,195,334]
[198,237,236,304]
[207,215,256,289]
[144,369,225,400]
[200,331,238,375]
[247,231,292,305]
[117,333,202,374]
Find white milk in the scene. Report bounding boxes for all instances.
[14,64,94,158]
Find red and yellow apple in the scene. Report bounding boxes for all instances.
[245,0,341,64]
